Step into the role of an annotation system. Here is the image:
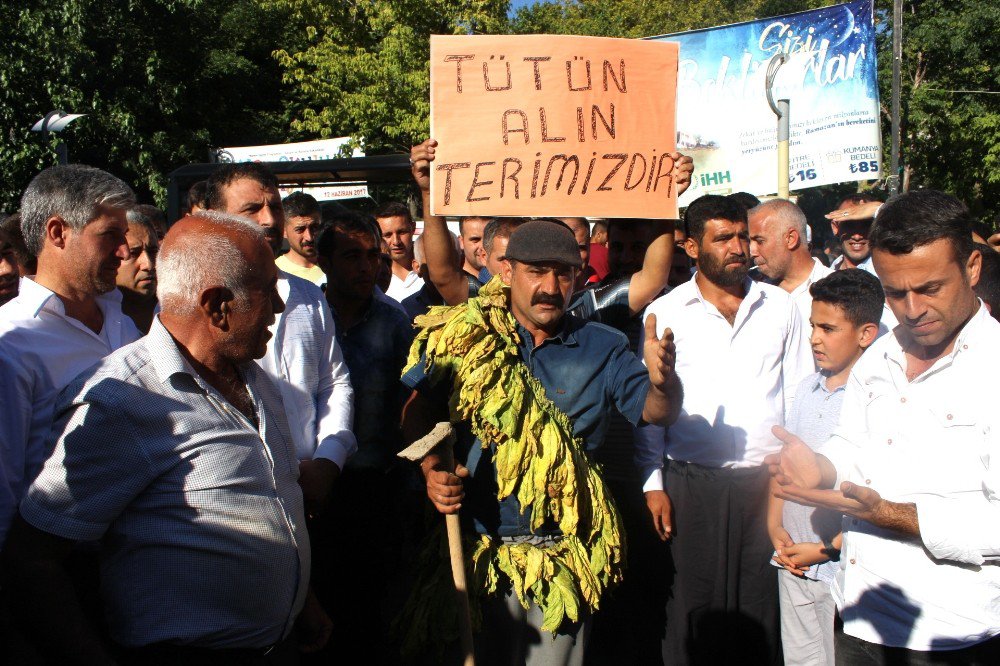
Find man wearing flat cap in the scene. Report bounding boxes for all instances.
[400,219,683,664]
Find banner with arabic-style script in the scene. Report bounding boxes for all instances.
[649,0,881,206]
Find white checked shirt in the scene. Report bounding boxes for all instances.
[259,273,356,468]
[22,317,309,648]
[637,276,813,491]
[821,304,1000,651]
[0,278,142,545]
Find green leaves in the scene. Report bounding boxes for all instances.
[0,0,294,209]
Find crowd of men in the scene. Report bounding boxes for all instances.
[0,146,996,666]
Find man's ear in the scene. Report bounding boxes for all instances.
[684,236,699,261]
[786,227,800,251]
[966,248,982,290]
[859,322,879,349]
[45,216,69,249]
[500,258,513,285]
[200,286,234,330]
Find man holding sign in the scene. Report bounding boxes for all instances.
[401,218,682,664]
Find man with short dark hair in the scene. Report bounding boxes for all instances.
[479,217,525,280]
[638,194,813,665]
[314,213,415,660]
[0,165,140,547]
[116,208,160,333]
[206,164,284,251]
[974,242,1000,321]
[129,203,167,240]
[770,190,1000,664]
[375,201,423,301]
[402,220,681,664]
[829,193,882,274]
[277,192,326,286]
[0,214,34,277]
[206,164,356,514]
[2,213,330,663]
[458,216,489,278]
[589,218,610,283]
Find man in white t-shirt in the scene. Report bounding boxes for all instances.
[375,201,423,302]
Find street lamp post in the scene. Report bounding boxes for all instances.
[31,111,86,165]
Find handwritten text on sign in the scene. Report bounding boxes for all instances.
[430,35,679,219]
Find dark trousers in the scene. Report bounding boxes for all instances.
[836,623,1000,666]
[306,466,423,666]
[660,461,780,666]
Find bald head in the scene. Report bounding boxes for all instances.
[748,199,811,283]
[157,212,283,365]
[157,212,272,315]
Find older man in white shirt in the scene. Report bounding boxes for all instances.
[637,195,813,665]
[204,165,356,511]
[749,198,833,331]
[0,165,140,547]
[771,190,1000,664]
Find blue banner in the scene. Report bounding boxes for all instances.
[649,1,881,203]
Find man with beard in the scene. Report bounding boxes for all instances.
[276,192,326,287]
[205,164,356,517]
[0,165,140,548]
[637,194,813,665]
[115,207,160,333]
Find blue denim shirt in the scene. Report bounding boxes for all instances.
[403,313,650,537]
[336,296,416,472]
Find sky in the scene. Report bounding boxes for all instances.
[509,0,543,14]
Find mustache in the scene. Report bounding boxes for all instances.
[532,293,564,308]
[726,255,748,265]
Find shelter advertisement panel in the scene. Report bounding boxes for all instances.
[430,34,680,219]
[649,0,881,206]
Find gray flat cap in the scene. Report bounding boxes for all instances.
[504,220,582,268]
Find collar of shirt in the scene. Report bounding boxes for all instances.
[514,314,582,354]
[879,301,988,383]
[17,275,124,319]
[789,258,834,299]
[812,372,846,395]
[680,273,768,332]
[147,316,228,391]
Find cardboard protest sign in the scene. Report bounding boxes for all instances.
[430,35,679,219]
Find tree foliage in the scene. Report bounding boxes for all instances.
[876,0,1000,222]
[0,0,995,221]
[0,0,293,210]
[272,0,510,154]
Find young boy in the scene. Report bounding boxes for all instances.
[767,269,884,665]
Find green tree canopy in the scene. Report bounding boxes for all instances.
[272,0,510,154]
[0,0,293,210]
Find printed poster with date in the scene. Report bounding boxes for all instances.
[429,34,680,219]
[649,0,882,205]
